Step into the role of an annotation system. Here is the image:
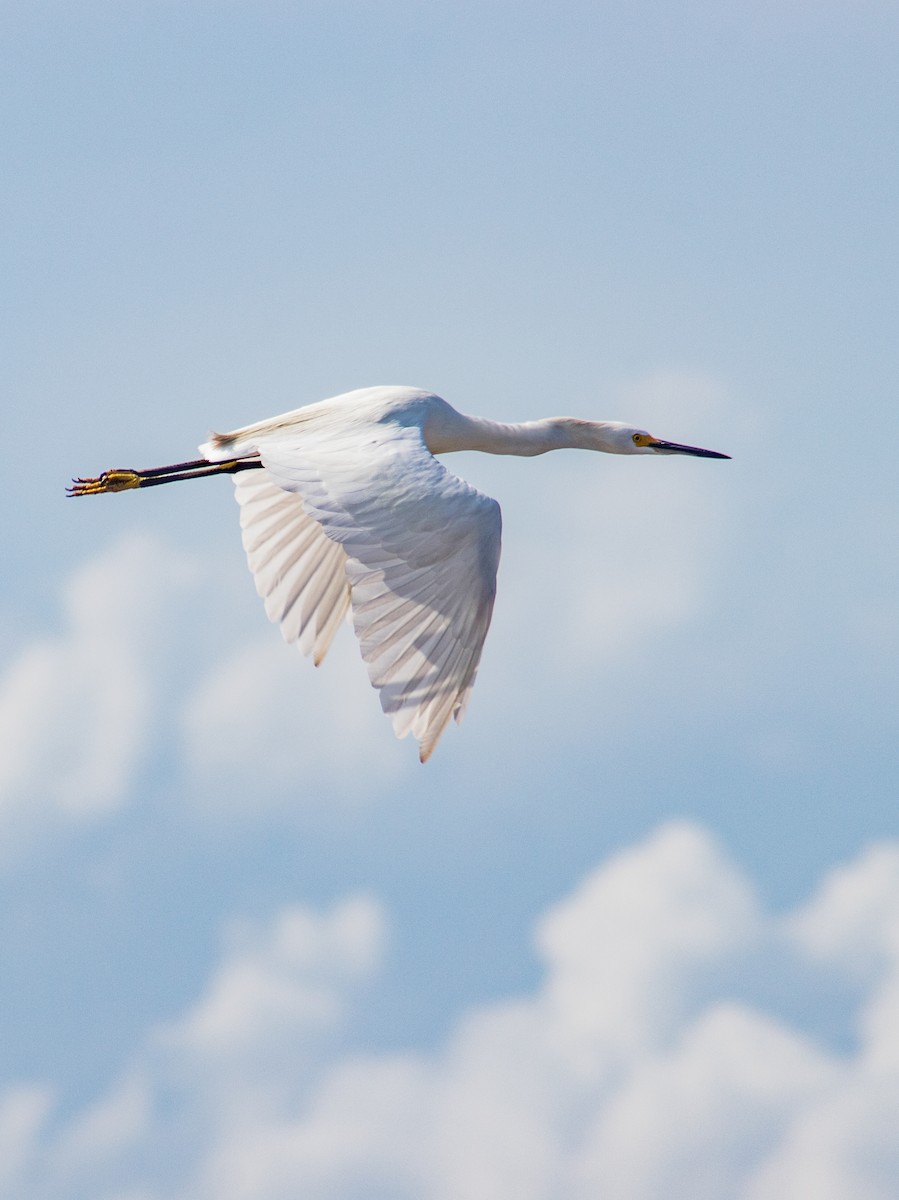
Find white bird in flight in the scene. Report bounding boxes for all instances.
[69,385,729,761]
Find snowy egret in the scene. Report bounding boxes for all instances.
[69,385,729,760]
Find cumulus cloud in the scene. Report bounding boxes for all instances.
[0,534,198,847]
[535,821,759,1064]
[23,895,387,1200]
[10,822,899,1200]
[157,895,386,1114]
[574,1004,837,1200]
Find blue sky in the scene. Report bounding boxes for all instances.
[3,2,899,1195]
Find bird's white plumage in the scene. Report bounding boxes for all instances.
[188,384,726,760]
[213,389,502,761]
[71,386,726,759]
[233,468,351,666]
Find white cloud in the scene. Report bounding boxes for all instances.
[743,1072,899,1200]
[0,534,198,847]
[574,1003,837,1200]
[787,843,899,1081]
[15,895,387,1200]
[181,633,403,810]
[52,1071,152,1186]
[157,895,385,1106]
[12,822,899,1200]
[787,843,899,976]
[535,822,760,1065]
[0,1084,54,1199]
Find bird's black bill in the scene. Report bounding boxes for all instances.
[67,457,263,496]
[651,440,731,459]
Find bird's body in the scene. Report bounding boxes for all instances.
[69,385,729,760]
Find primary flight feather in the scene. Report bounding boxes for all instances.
[69,385,729,761]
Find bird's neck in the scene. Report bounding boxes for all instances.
[424,411,618,457]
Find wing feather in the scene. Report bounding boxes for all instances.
[233,469,351,666]
[257,424,502,760]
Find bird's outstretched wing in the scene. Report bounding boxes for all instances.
[233,468,351,666]
[249,424,502,761]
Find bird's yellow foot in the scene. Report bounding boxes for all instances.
[67,470,143,496]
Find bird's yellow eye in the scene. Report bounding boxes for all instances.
[632,433,649,446]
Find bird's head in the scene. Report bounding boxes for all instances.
[594,421,731,459]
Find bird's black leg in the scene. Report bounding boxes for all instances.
[67,457,263,496]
